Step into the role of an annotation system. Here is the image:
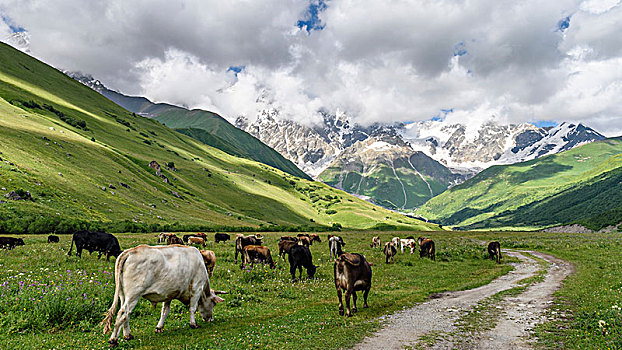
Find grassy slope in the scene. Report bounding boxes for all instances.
[417,137,622,229]
[0,231,510,349]
[0,42,436,231]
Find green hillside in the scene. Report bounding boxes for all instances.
[0,42,438,233]
[417,137,622,230]
[96,88,310,180]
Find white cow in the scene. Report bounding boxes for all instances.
[102,245,225,347]
[400,238,416,253]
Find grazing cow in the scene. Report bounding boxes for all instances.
[200,250,216,277]
[235,235,263,263]
[47,235,60,243]
[214,233,230,243]
[188,237,206,247]
[288,245,317,281]
[407,240,418,254]
[383,242,397,264]
[334,253,372,317]
[101,245,225,347]
[157,233,174,244]
[298,236,311,247]
[241,245,275,269]
[417,237,436,261]
[167,235,184,246]
[0,237,25,250]
[329,235,346,259]
[68,231,121,261]
[278,240,298,260]
[309,234,322,243]
[488,241,502,264]
[370,236,381,248]
[391,237,400,250]
[280,236,297,242]
[400,238,416,253]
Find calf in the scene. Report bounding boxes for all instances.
[68,231,121,261]
[288,245,317,281]
[188,237,206,247]
[0,237,25,250]
[241,245,275,269]
[334,253,372,317]
[417,237,435,261]
[47,235,60,243]
[167,235,184,245]
[200,250,216,277]
[235,235,263,263]
[383,242,397,264]
[488,241,502,264]
[329,235,346,259]
[370,236,381,248]
[214,233,230,243]
[101,245,225,347]
[278,240,298,260]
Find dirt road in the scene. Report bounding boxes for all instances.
[353,250,573,349]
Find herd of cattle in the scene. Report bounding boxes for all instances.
[0,231,503,347]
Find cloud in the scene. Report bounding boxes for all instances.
[1,0,622,136]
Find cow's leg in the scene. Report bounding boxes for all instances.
[109,296,138,346]
[363,287,370,308]
[155,301,171,333]
[290,263,297,282]
[337,287,344,316]
[352,291,358,313]
[345,289,353,317]
[234,248,239,264]
[188,293,202,328]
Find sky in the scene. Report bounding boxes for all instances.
[1,0,621,136]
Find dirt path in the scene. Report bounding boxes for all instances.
[353,250,573,350]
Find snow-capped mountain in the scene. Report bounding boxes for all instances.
[2,31,30,53]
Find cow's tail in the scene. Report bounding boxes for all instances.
[102,250,130,334]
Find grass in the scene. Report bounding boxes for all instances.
[0,231,509,349]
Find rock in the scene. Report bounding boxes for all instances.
[149,160,161,172]
[108,184,116,189]
[119,182,130,188]
[171,191,182,199]
[58,172,63,177]
[5,190,32,201]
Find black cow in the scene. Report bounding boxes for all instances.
[488,241,502,264]
[215,233,230,243]
[288,245,317,281]
[0,237,25,250]
[67,231,122,261]
[47,235,60,243]
[235,235,263,263]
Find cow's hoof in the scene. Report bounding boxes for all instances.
[346,313,352,317]
[124,334,134,340]
[339,309,344,316]
[363,304,369,309]
[189,324,199,329]
[352,307,358,313]
[109,340,118,348]
[155,327,163,333]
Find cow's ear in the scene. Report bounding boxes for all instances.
[213,296,225,303]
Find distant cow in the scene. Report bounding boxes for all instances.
[241,245,275,269]
[370,236,381,248]
[280,236,297,242]
[0,237,25,250]
[278,240,298,260]
[309,234,321,243]
[329,235,346,259]
[417,237,435,261]
[488,241,502,264]
[68,231,121,261]
[298,236,311,247]
[47,235,60,243]
[188,237,206,247]
[391,237,400,250]
[200,250,216,277]
[334,253,372,317]
[102,245,225,347]
[167,235,184,245]
[214,233,230,243]
[235,235,263,263]
[383,242,397,264]
[182,234,199,244]
[288,245,317,281]
[157,233,174,244]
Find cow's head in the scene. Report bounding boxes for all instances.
[199,289,226,322]
[308,265,317,278]
[16,238,25,246]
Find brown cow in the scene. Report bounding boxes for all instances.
[157,233,175,244]
[417,237,435,261]
[383,242,397,263]
[370,236,381,248]
[309,234,322,244]
[298,236,311,247]
[241,245,275,269]
[334,253,372,317]
[188,237,206,247]
[200,250,216,277]
[488,241,502,264]
[235,235,263,263]
[167,235,184,245]
[278,240,298,260]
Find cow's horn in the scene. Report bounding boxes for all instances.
[213,290,229,295]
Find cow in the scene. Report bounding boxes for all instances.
[101,245,225,347]
[278,240,298,260]
[488,241,502,264]
[241,245,275,269]
[288,245,317,282]
[334,253,372,317]
[215,233,230,243]
[167,235,184,245]
[156,233,172,244]
[383,242,397,264]
[407,240,418,254]
[182,234,199,244]
[298,236,311,247]
[0,237,25,250]
[194,233,207,239]
[329,235,346,259]
[280,236,297,242]
[235,235,263,263]
[188,237,206,247]
[309,234,322,244]
[200,250,216,277]
[400,238,416,253]
[391,237,400,250]
[68,231,121,261]
[417,237,436,261]
[47,235,60,243]
[297,233,310,239]
[370,236,381,248]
